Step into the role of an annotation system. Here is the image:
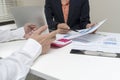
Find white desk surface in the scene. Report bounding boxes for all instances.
[0,32,120,80]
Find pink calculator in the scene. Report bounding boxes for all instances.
[51,38,72,48]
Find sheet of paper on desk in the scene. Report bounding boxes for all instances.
[72,35,120,54]
[63,19,107,39]
[72,33,106,43]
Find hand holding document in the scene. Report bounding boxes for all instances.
[54,19,107,48]
[64,19,107,39]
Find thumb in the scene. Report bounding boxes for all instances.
[35,25,48,34]
[86,23,95,28]
[90,23,96,27]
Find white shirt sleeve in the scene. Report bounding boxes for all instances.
[0,27,25,43]
[0,38,42,80]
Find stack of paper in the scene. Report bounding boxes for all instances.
[71,34,120,58]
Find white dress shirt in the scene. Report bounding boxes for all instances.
[0,28,42,80]
[0,27,25,43]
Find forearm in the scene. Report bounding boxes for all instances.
[0,27,25,43]
[45,12,59,31]
[80,0,91,28]
[0,39,42,80]
[45,0,59,31]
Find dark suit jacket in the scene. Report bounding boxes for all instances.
[45,0,91,31]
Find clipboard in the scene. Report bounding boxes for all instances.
[70,49,120,58]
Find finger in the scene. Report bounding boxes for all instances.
[33,27,38,31]
[30,25,38,29]
[62,29,70,32]
[65,25,70,29]
[24,23,36,30]
[61,29,69,34]
[34,25,48,34]
[91,23,96,27]
[86,23,95,28]
[63,24,70,29]
[60,26,70,30]
[92,29,97,34]
[25,23,36,27]
[90,23,96,27]
[47,30,58,39]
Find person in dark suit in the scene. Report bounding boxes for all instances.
[45,0,95,34]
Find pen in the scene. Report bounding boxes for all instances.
[71,29,79,32]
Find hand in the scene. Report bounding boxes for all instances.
[30,26,57,54]
[24,23,38,39]
[57,23,70,34]
[86,23,96,33]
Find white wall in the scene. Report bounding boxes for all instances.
[17,0,45,6]
[90,0,120,33]
[18,0,120,33]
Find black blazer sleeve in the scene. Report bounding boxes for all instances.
[71,0,91,30]
[79,0,91,29]
[45,0,59,30]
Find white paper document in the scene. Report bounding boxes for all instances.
[72,33,106,43]
[71,35,120,57]
[64,19,107,39]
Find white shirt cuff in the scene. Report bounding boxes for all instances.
[11,27,25,39]
[22,38,42,60]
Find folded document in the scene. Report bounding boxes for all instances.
[64,19,107,39]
